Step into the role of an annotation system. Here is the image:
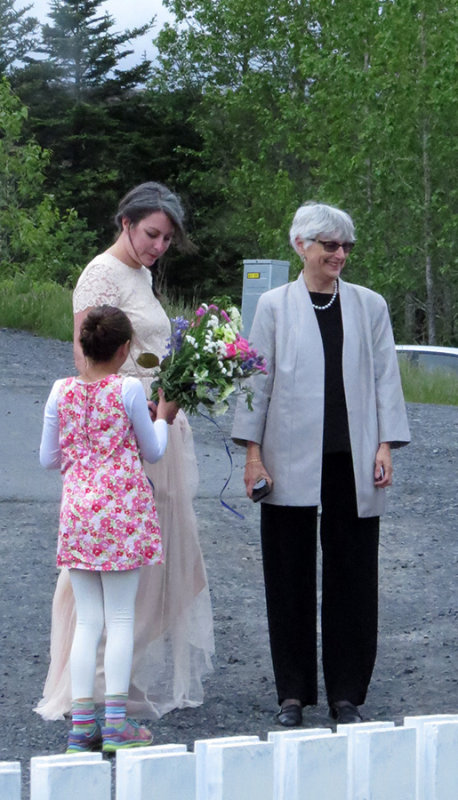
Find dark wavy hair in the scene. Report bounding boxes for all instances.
[79,306,133,363]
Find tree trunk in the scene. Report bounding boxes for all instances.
[420,13,435,345]
[404,292,416,343]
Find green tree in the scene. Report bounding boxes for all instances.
[0,77,96,285]
[12,0,156,241]
[154,0,319,286]
[38,0,153,98]
[0,0,38,75]
[155,0,458,342]
[297,0,458,343]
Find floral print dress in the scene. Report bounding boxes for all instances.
[56,374,163,571]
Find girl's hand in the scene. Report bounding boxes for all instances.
[374,442,392,487]
[147,400,157,421]
[155,388,179,425]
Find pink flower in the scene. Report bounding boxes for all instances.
[235,336,251,353]
[221,310,231,322]
[195,307,206,317]
[225,342,238,358]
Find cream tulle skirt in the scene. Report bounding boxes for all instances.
[34,411,214,720]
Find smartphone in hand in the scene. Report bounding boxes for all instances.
[252,478,271,502]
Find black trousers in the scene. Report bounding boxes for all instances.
[260,452,379,707]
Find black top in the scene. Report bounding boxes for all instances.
[309,291,351,454]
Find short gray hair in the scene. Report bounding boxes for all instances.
[115,181,192,251]
[289,202,356,255]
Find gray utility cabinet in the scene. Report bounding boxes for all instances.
[241,259,290,338]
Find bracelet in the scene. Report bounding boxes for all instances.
[246,458,262,464]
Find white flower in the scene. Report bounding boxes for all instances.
[229,306,242,330]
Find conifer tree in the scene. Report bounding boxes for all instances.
[0,0,38,74]
[13,0,155,240]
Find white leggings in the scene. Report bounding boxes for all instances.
[69,568,140,700]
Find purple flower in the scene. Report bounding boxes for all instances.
[167,316,190,354]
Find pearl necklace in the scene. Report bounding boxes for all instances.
[310,280,338,311]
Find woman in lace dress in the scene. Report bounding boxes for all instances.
[36,182,214,721]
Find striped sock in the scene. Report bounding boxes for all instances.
[71,700,96,733]
[105,694,128,728]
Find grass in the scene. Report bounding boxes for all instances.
[0,276,74,341]
[1,277,457,406]
[0,276,197,342]
[0,275,199,342]
[399,360,458,407]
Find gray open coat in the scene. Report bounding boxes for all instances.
[232,274,410,517]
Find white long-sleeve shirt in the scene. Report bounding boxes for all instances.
[40,375,168,469]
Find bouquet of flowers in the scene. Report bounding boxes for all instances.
[137,304,267,415]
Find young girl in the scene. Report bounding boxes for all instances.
[40,305,177,753]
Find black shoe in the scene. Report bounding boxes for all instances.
[329,701,362,724]
[276,703,303,727]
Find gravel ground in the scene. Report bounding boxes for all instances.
[0,328,457,793]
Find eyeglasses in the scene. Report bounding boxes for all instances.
[315,239,354,254]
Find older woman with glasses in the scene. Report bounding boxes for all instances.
[232,201,410,726]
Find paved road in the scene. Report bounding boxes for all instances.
[0,328,457,790]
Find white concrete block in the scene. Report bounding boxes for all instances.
[0,761,21,800]
[116,744,187,799]
[404,714,458,800]
[117,750,196,800]
[337,720,395,799]
[267,727,332,800]
[353,726,416,800]
[31,752,103,766]
[423,721,458,800]
[30,756,110,800]
[194,736,259,800]
[282,733,348,800]
[204,740,274,800]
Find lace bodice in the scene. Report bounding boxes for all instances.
[73,253,171,383]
